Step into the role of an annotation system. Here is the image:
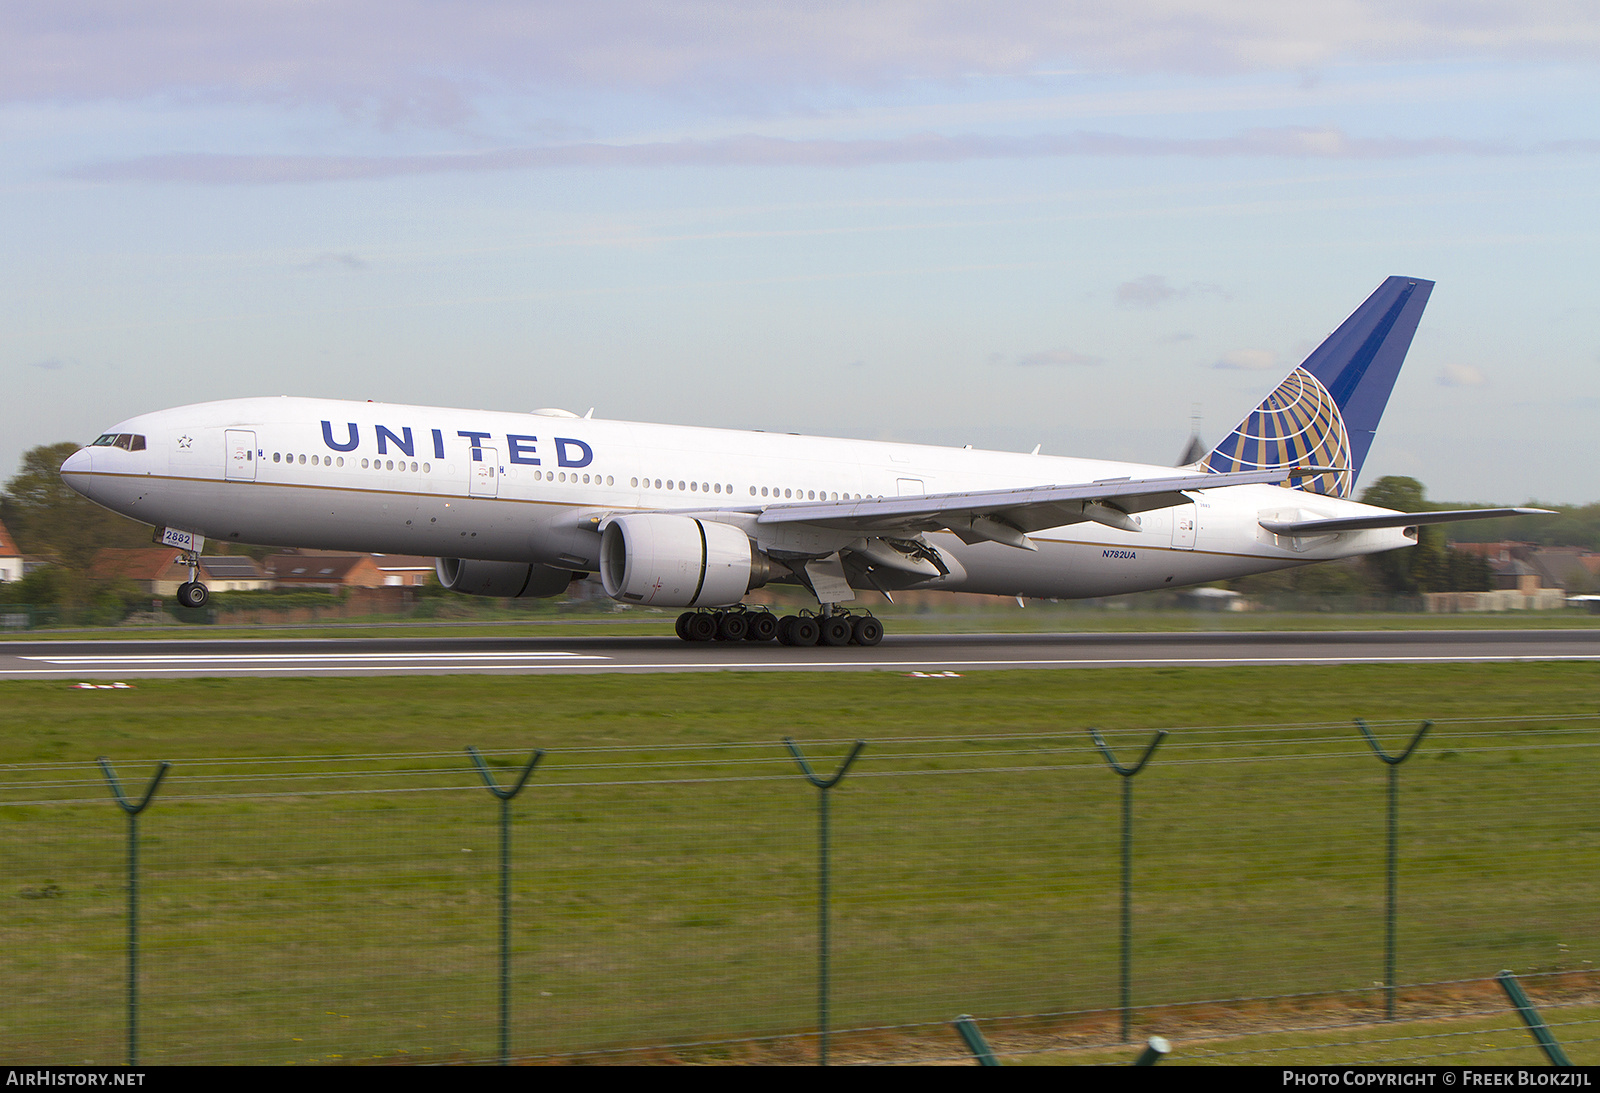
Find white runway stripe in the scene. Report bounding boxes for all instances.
[24,651,605,665]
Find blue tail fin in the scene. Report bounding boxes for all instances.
[1203,276,1434,498]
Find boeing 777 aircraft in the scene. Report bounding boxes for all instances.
[60,276,1545,646]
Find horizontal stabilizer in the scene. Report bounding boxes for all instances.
[1259,507,1552,536]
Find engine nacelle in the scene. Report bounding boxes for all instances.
[600,514,774,608]
[435,558,577,598]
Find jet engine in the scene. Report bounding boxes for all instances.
[599,514,780,608]
[434,558,578,598]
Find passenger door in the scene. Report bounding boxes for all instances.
[470,447,499,498]
[225,430,257,481]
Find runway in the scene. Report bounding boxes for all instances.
[2,629,1599,679]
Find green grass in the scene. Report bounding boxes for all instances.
[3,665,1599,1064]
[3,602,1598,641]
[1002,998,1600,1066]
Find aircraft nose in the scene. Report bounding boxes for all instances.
[59,447,92,492]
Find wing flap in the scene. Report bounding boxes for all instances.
[755,467,1322,539]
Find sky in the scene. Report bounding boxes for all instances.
[3,2,1598,503]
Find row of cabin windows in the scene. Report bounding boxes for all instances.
[271,452,430,473]
[751,487,862,501]
[630,478,734,493]
[535,470,614,485]
[262,452,868,502]
[92,433,146,451]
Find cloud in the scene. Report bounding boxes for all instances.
[27,358,65,371]
[1212,348,1279,370]
[1116,275,1229,309]
[65,127,1600,185]
[7,3,1600,116]
[1117,275,1179,309]
[300,251,369,272]
[1014,348,1103,367]
[1437,363,1487,387]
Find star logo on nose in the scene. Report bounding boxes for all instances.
[177,435,193,449]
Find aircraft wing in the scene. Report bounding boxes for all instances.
[751,467,1324,547]
[1258,507,1553,536]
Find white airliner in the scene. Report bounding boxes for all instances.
[60,277,1544,646]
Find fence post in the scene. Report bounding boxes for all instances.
[466,746,544,1066]
[1496,970,1573,1067]
[783,737,866,1066]
[96,758,170,1068]
[1355,719,1431,1021]
[952,1014,1000,1065]
[1088,728,1166,1043]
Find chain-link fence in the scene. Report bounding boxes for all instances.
[4,713,1599,1064]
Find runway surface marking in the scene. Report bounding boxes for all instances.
[21,651,605,665]
[5,651,1600,677]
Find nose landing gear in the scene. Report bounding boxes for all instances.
[174,550,209,608]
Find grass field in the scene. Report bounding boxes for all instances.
[3,603,1599,642]
[3,663,1599,1064]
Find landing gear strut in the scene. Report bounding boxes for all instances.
[175,551,209,609]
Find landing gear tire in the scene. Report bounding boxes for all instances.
[675,612,694,641]
[744,612,779,642]
[819,615,854,647]
[684,612,718,642]
[176,581,209,609]
[716,611,749,641]
[783,615,819,646]
[851,615,884,647]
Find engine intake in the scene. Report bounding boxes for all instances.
[435,558,577,598]
[600,514,776,608]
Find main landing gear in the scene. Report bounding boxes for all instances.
[674,608,884,647]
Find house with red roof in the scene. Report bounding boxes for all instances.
[0,519,22,583]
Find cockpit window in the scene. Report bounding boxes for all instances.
[91,434,146,451]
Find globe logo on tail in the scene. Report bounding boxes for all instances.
[1204,367,1352,498]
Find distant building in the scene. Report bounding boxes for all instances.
[88,547,194,596]
[88,548,271,596]
[196,555,272,592]
[263,552,386,591]
[373,555,435,587]
[0,519,22,583]
[1453,541,1600,593]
